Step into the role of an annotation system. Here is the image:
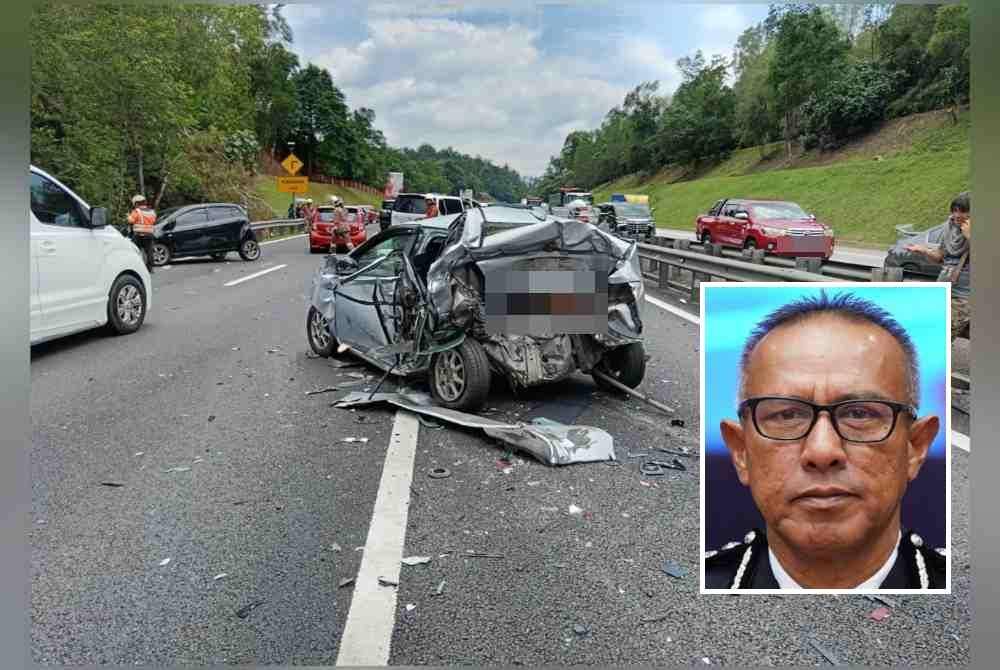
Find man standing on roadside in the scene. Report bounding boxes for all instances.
[330,195,352,254]
[906,192,971,340]
[127,194,157,272]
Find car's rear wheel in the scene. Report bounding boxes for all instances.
[107,274,146,335]
[151,242,171,267]
[239,238,261,261]
[593,342,646,392]
[429,339,492,411]
[306,306,338,358]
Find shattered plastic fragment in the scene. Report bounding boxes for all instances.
[213,573,228,581]
[662,560,687,578]
[869,607,891,622]
[434,579,446,596]
[329,543,343,552]
[401,556,432,566]
[428,467,452,479]
[378,577,398,587]
[573,624,590,636]
[341,437,369,444]
[405,603,416,612]
[670,419,685,428]
[158,558,171,566]
[339,578,355,589]
[568,504,584,515]
[100,482,124,487]
[306,387,339,396]
[235,599,266,619]
[134,452,144,457]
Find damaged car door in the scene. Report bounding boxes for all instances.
[332,229,419,368]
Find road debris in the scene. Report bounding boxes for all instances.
[100,481,124,487]
[568,504,584,515]
[496,459,514,474]
[640,462,666,476]
[134,452,144,457]
[591,369,675,415]
[640,613,671,624]
[573,624,590,636]
[670,419,686,428]
[208,415,216,422]
[328,543,343,552]
[434,579,446,596]
[626,450,649,459]
[306,387,340,396]
[266,347,284,354]
[809,639,840,665]
[164,467,192,473]
[869,607,891,622]
[401,556,432,566]
[338,577,355,589]
[213,573,228,581]
[333,391,616,466]
[463,551,504,559]
[346,372,368,379]
[341,437,369,444]
[655,446,693,458]
[378,577,398,587]
[428,467,452,479]
[158,558,171,567]
[329,359,362,369]
[405,603,417,612]
[866,594,897,608]
[662,560,687,578]
[418,416,444,430]
[235,599,266,619]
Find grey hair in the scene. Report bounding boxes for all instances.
[737,290,920,407]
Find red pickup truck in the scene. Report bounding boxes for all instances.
[695,198,834,259]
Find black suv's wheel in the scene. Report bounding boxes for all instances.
[306,306,338,358]
[429,339,492,411]
[107,274,146,335]
[151,242,171,266]
[239,237,261,261]
[593,342,646,392]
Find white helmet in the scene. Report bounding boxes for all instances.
[331,195,343,206]
[131,194,146,205]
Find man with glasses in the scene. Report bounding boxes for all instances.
[705,291,946,590]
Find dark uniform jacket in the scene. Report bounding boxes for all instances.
[705,528,947,590]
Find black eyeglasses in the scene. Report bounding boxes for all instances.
[738,396,918,443]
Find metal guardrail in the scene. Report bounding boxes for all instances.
[250,218,307,241]
[643,235,897,282]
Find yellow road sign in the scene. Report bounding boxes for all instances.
[277,176,308,194]
[281,153,304,175]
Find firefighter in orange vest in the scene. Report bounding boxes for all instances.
[423,196,439,219]
[128,194,157,271]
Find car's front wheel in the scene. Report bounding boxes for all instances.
[593,342,646,392]
[744,237,757,250]
[700,231,711,244]
[239,237,261,261]
[429,339,492,411]
[306,306,338,358]
[151,242,171,266]
[107,274,146,335]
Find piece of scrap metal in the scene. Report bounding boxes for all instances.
[333,391,615,465]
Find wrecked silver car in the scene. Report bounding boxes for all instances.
[307,205,646,411]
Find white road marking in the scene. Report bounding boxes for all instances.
[952,431,970,453]
[645,295,700,325]
[260,233,307,246]
[336,411,421,666]
[223,264,287,287]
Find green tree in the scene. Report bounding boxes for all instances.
[767,5,851,157]
[732,23,780,151]
[926,2,970,124]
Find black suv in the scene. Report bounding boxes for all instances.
[149,203,260,266]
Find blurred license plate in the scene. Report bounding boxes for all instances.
[484,270,608,335]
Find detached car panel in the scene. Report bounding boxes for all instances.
[308,206,646,411]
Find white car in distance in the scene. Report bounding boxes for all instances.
[30,165,152,345]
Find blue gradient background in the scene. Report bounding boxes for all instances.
[703,284,950,547]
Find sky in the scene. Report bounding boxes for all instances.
[280,1,771,178]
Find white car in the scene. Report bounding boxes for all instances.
[30,165,152,345]
[389,192,465,227]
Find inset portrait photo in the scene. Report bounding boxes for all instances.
[700,284,951,593]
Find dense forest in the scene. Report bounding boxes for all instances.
[534,2,970,196]
[29,3,527,222]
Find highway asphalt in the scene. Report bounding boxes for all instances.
[29,230,970,665]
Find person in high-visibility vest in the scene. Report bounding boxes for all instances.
[329,196,352,254]
[127,194,157,271]
[423,196,439,219]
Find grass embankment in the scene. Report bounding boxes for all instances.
[254,175,382,218]
[595,110,970,247]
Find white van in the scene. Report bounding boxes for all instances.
[30,165,152,345]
